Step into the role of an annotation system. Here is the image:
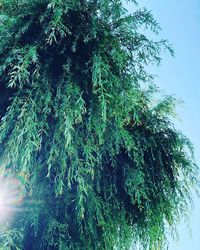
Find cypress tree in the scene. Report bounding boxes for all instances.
[0,0,198,249]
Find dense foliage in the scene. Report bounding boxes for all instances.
[0,0,198,249]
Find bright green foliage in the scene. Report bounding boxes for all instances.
[0,0,198,249]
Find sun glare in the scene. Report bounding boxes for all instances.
[0,171,23,224]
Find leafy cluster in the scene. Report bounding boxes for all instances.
[0,0,198,249]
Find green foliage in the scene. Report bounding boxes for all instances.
[0,0,198,249]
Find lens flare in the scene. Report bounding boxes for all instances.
[0,171,23,224]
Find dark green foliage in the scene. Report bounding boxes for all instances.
[0,0,198,249]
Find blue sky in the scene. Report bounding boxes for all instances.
[127,1,200,249]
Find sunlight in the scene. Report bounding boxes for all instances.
[0,171,23,223]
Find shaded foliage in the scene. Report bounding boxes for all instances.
[0,0,198,249]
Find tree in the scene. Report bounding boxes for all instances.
[0,0,198,249]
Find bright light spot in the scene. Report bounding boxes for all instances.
[0,171,23,224]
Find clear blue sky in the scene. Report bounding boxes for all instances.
[126,1,200,249]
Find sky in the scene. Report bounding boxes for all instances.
[126,1,200,249]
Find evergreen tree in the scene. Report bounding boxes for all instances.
[0,0,198,249]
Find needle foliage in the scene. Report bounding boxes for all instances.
[0,0,198,249]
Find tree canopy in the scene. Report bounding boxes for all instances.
[0,0,198,249]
